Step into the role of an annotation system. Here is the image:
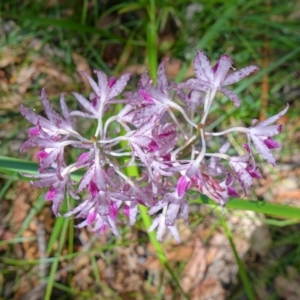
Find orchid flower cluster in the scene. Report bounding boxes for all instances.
[20,50,288,242]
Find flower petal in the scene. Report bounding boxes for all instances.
[51,182,66,216]
[213,55,232,88]
[148,201,166,215]
[82,72,101,98]
[257,104,289,127]
[108,73,131,100]
[40,88,62,124]
[264,137,280,149]
[132,105,165,122]
[168,225,181,243]
[251,135,276,166]
[251,125,281,137]
[193,50,214,84]
[220,88,241,107]
[78,166,94,193]
[176,176,191,197]
[223,65,259,86]
[20,105,56,131]
[97,191,110,215]
[129,136,152,148]
[166,203,180,226]
[157,59,168,95]
[60,93,71,123]
[138,89,155,104]
[72,92,98,115]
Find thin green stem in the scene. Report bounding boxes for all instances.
[146,0,157,81]
[220,216,255,300]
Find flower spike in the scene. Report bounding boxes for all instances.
[20,49,287,242]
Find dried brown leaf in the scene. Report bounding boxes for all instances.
[275,275,300,300]
[182,238,207,292]
[167,244,193,262]
[191,278,225,300]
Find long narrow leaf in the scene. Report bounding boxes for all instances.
[0,155,38,174]
[2,155,300,220]
[44,218,69,300]
[0,155,83,181]
[192,196,300,220]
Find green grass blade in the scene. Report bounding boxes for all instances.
[262,218,300,227]
[146,22,158,81]
[16,193,45,237]
[145,0,158,82]
[235,46,300,94]
[193,196,300,220]
[81,0,88,25]
[0,155,38,174]
[44,218,69,300]
[0,236,36,247]
[0,175,15,198]
[51,282,74,294]
[1,12,120,40]
[221,216,255,300]
[0,156,83,181]
[1,253,79,267]
[46,217,65,255]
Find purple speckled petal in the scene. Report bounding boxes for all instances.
[108,73,131,100]
[251,135,276,166]
[223,65,259,86]
[213,55,233,88]
[193,50,214,84]
[157,59,168,95]
[220,88,241,107]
